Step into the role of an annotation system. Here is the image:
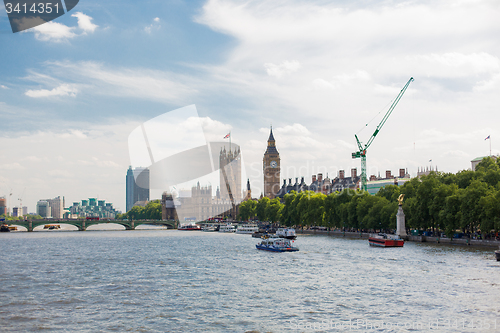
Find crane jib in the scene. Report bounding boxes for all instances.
[353,77,414,191]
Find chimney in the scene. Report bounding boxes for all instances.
[351,168,357,178]
[399,168,405,178]
[386,170,392,179]
[339,170,345,179]
[318,173,323,182]
[312,175,317,182]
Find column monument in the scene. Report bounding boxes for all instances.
[396,194,407,237]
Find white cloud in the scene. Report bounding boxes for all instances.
[407,52,500,78]
[145,17,161,33]
[31,21,77,42]
[59,130,87,139]
[26,12,97,42]
[32,61,196,103]
[311,70,371,90]
[0,85,8,89]
[71,12,98,33]
[0,162,25,170]
[199,116,232,142]
[264,60,300,78]
[25,83,78,98]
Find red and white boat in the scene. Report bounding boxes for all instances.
[178,224,201,231]
[369,233,404,247]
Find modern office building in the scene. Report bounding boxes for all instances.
[126,166,150,212]
[0,197,6,216]
[41,196,64,219]
[12,207,23,217]
[69,198,120,219]
[36,201,51,218]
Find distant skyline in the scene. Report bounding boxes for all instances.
[1,0,499,212]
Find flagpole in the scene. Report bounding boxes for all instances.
[229,131,231,153]
[490,136,492,156]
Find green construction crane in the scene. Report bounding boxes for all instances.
[352,77,414,191]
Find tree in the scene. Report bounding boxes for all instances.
[144,200,162,220]
[460,180,489,233]
[280,191,297,226]
[127,205,145,220]
[256,197,270,221]
[307,192,326,226]
[266,198,283,223]
[376,184,401,202]
[442,190,463,239]
[238,200,257,221]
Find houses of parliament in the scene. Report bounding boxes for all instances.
[161,128,279,221]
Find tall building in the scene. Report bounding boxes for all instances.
[42,196,63,219]
[263,127,281,199]
[0,197,6,216]
[126,166,150,212]
[12,207,23,217]
[219,146,241,202]
[36,201,51,218]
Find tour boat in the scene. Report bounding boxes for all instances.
[218,224,236,233]
[236,224,259,234]
[178,224,201,231]
[44,224,61,230]
[256,236,299,252]
[276,227,297,239]
[368,233,404,247]
[201,225,216,232]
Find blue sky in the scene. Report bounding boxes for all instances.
[1,0,500,213]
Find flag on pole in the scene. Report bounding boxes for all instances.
[485,135,490,140]
[223,133,230,139]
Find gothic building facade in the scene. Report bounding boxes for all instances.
[263,127,281,199]
[219,146,242,202]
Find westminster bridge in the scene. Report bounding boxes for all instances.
[5,219,177,232]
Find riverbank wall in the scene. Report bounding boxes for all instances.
[296,229,500,248]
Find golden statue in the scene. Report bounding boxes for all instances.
[397,194,405,205]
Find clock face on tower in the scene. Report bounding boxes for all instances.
[270,160,277,168]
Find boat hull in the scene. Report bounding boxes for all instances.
[256,244,299,252]
[369,237,404,247]
[178,227,201,231]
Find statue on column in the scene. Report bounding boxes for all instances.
[396,194,407,237]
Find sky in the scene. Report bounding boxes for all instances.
[1,0,499,213]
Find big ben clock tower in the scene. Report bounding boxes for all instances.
[263,127,280,199]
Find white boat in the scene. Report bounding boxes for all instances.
[201,225,216,232]
[178,224,201,231]
[219,224,236,233]
[236,224,259,234]
[276,228,297,239]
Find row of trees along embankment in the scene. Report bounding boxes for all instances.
[238,157,500,239]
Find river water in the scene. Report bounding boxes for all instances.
[1,229,499,332]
